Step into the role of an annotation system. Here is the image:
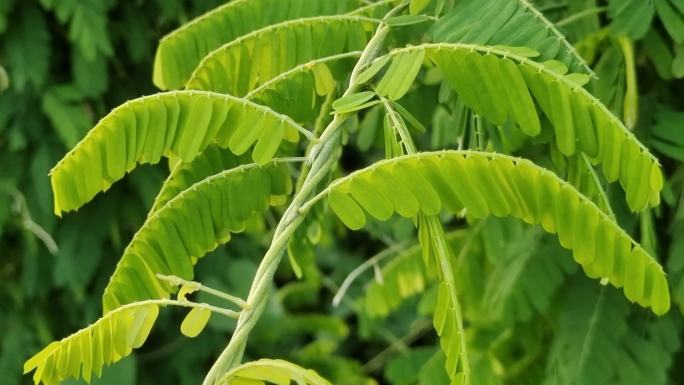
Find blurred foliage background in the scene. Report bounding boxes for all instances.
[2,1,684,385]
[0,1,228,384]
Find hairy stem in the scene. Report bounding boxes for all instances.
[201,13,395,385]
[294,91,337,193]
[309,1,406,159]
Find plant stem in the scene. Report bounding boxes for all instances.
[308,2,406,160]
[294,91,336,194]
[201,13,395,385]
[332,240,413,307]
[555,6,606,28]
[362,318,433,372]
[308,27,390,162]
[9,189,58,254]
[105,298,240,320]
[348,0,396,16]
[156,274,249,309]
[617,36,638,130]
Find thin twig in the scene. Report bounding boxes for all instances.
[362,318,434,373]
[156,274,249,309]
[10,190,58,255]
[333,240,413,307]
[555,7,606,28]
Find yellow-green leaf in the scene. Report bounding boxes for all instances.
[410,0,432,15]
[332,91,376,112]
[311,63,336,96]
[180,307,212,338]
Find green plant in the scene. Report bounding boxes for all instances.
[20,1,684,385]
[0,2,227,384]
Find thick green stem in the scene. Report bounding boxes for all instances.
[202,140,340,384]
[293,91,336,193]
[201,14,394,385]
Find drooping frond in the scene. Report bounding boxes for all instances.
[246,53,361,123]
[24,302,159,385]
[217,359,332,385]
[372,44,662,212]
[419,216,469,383]
[102,160,293,312]
[149,145,251,215]
[153,0,364,90]
[185,16,377,95]
[429,0,594,76]
[49,91,306,215]
[318,151,670,315]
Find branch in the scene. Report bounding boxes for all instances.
[201,8,399,385]
[156,274,249,309]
